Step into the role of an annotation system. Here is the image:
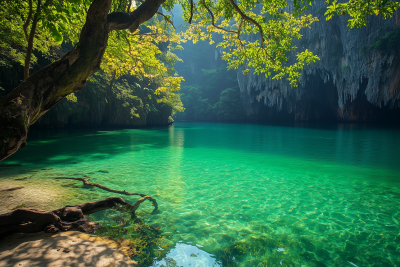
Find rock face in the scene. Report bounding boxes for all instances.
[238,1,400,122]
[34,85,172,128]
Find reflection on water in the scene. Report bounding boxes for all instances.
[1,122,400,266]
[153,243,220,267]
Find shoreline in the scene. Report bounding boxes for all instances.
[0,172,139,267]
[0,231,137,267]
[0,173,76,214]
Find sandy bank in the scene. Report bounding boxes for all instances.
[0,231,137,267]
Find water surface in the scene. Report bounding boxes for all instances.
[1,122,400,267]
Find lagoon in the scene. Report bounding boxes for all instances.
[1,122,400,266]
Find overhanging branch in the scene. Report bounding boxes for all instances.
[156,11,176,29]
[107,0,166,32]
[189,0,194,23]
[227,0,275,62]
[202,0,238,33]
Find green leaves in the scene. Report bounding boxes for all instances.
[179,0,399,86]
[324,0,400,29]
[48,24,63,44]
[2,0,399,88]
[66,0,82,4]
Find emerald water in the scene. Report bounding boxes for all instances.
[1,122,400,266]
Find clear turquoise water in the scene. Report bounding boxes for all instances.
[1,122,400,266]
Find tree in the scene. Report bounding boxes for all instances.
[0,0,177,161]
[1,0,399,161]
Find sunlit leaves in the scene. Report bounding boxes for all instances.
[324,0,400,28]
[3,0,398,89]
[179,0,320,86]
[101,16,185,114]
[177,0,398,86]
[293,0,400,29]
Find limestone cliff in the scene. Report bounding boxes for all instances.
[33,74,172,128]
[238,1,400,122]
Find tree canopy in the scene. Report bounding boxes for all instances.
[2,0,399,86]
[0,0,399,161]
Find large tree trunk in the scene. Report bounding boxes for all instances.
[0,0,164,161]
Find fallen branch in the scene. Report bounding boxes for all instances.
[53,177,158,209]
[0,196,156,238]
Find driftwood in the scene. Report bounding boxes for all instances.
[0,196,156,238]
[53,177,158,209]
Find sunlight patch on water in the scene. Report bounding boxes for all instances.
[153,243,221,267]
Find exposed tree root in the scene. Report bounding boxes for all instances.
[0,186,24,192]
[0,196,156,239]
[53,177,158,209]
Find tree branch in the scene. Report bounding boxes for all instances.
[127,0,132,12]
[202,0,238,33]
[156,11,176,29]
[227,0,265,48]
[107,0,166,32]
[227,0,275,62]
[189,0,194,23]
[22,0,33,42]
[54,177,158,209]
[24,0,41,80]
[238,18,244,48]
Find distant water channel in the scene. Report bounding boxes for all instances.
[1,122,400,266]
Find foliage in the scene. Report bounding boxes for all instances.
[176,0,399,86]
[293,0,400,28]
[65,93,78,102]
[83,70,178,120]
[214,87,244,120]
[323,0,400,29]
[173,38,245,121]
[180,0,320,87]
[0,0,59,67]
[100,16,185,114]
[1,0,185,119]
[176,85,210,120]
[2,0,399,88]
[175,77,244,121]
